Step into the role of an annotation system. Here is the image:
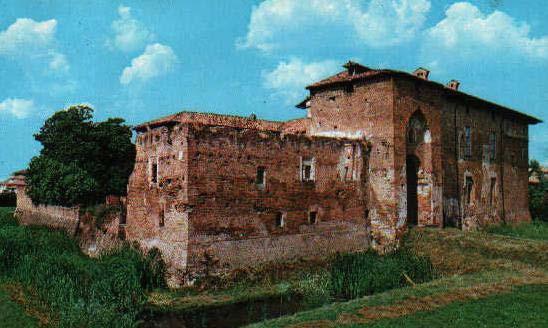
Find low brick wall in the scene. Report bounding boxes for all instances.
[14,186,124,255]
[14,186,80,235]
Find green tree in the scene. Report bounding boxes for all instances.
[528,159,548,221]
[26,105,135,206]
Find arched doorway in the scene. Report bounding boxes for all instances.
[406,155,420,226]
[405,110,431,227]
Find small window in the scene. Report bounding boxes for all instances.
[151,163,158,183]
[489,132,496,161]
[308,211,317,224]
[458,132,466,160]
[465,176,473,206]
[256,166,266,187]
[464,126,472,160]
[489,178,496,208]
[159,206,165,227]
[275,212,285,228]
[301,158,315,182]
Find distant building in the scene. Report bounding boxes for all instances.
[125,61,542,282]
[0,170,27,193]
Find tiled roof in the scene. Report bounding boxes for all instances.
[306,62,541,124]
[135,111,285,132]
[306,68,389,89]
[281,118,309,134]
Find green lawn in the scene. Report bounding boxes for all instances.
[248,227,548,328]
[357,284,548,328]
[486,220,548,241]
[0,285,38,328]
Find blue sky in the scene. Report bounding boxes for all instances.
[0,0,546,179]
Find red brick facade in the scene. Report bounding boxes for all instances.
[126,62,540,283]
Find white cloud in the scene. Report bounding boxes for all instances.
[238,0,431,51]
[107,5,155,52]
[424,2,548,60]
[263,58,339,102]
[120,43,177,85]
[0,18,69,72]
[0,98,34,119]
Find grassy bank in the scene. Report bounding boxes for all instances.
[248,226,548,327]
[0,283,39,328]
[485,220,548,240]
[0,207,165,327]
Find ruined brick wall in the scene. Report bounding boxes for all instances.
[307,78,397,251]
[14,186,80,235]
[126,123,190,279]
[185,124,369,273]
[126,121,370,283]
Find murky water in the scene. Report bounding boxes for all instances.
[141,295,310,328]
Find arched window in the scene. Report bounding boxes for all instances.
[406,111,427,146]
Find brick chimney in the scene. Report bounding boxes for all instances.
[413,67,430,80]
[343,61,370,76]
[446,80,460,91]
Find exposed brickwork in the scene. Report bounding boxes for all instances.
[126,61,540,284]
[127,121,370,284]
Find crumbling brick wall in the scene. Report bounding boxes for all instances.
[126,120,370,284]
[307,77,398,251]
[15,185,80,235]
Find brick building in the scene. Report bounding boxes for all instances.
[125,61,541,282]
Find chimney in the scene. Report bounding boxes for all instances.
[446,79,460,91]
[343,61,370,76]
[413,67,430,80]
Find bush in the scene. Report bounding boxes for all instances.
[330,249,435,300]
[0,209,166,327]
[0,192,16,207]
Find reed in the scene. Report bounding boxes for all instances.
[330,249,435,300]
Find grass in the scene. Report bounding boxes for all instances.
[356,284,548,328]
[330,249,435,300]
[485,220,548,241]
[248,226,548,328]
[0,283,39,328]
[0,207,166,327]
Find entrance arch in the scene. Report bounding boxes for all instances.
[405,110,433,227]
[406,155,420,226]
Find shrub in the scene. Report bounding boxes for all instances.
[0,209,166,327]
[330,249,435,300]
[0,192,16,207]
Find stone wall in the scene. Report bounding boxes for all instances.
[15,186,124,254]
[15,186,80,235]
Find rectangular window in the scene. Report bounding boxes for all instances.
[489,178,496,208]
[464,126,472,159]
[465,176,473,206]
[275,212,285,228]
[308,211,317,224]
[256,166,266,187]
[489,132,496,161]
[151,162,158,183]
[301,158,315,182]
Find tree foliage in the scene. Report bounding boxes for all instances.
[26,105,135,206]
[529,159,548,221]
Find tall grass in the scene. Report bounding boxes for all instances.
[330,249,435,300]
[485,221,548,241]
[0,208,166,327]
